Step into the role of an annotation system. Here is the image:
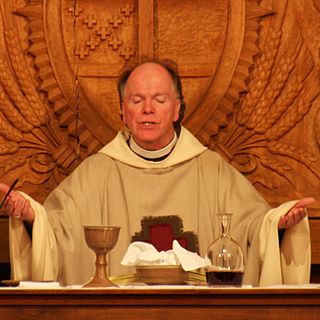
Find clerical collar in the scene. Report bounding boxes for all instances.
[129,132,178,160]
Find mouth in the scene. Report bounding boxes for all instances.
[139,121,158,126]
[142,122,156,125]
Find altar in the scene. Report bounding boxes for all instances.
[0,286,320,320]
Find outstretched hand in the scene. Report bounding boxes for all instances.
[0,183,35,223]
[278,197,315,229]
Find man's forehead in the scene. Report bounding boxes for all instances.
[124,66,174,95]
[128,62,172,81]
[132,62,167,72]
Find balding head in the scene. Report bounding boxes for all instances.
[118,58,185,132]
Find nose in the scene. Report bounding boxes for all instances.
[141,98,154,114]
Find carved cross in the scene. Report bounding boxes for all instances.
[83,14,97,29]
[108,14,123,28]
[75,44,89,59]
[86,37,100,50]
[120,46,135,60]
[108,36,122,50]
[96,26,111,40]
[121,4,134,17]
[68,6,83,17]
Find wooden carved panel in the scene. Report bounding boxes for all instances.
[0,0,319,216]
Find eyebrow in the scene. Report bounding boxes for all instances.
[154,93,168,97]
[129,93,169,98]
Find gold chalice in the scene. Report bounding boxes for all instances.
[83,226,120,287]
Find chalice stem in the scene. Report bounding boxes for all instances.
[95,252,108,279]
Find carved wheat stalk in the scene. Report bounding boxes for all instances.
[0,83,33,132]
[236,28,282,125]
[259,156,291,179]
[267,140,319,178]
[0,136,18,154]
[0,112,23,141]
[4,29,49,126]
[255,75,304,133]
[0,52,42,128]
[245,56,295,130]
[0,157,27,175]
[268,140,315,163]
[265,98,311,140]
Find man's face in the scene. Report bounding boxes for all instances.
[121,63,181,150]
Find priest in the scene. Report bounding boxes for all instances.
[0,59,314,286]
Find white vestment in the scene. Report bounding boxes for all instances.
[9,127,310,286]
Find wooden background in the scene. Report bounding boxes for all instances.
[0,0,319,273]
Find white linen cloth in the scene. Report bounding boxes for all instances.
[121,240,208,271]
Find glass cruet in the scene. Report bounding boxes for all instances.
[205,213,244,286]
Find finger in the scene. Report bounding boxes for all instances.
[5,197,18,218]
[287,208,307,228]
[5,194,21,217]
[13,198,24,218]
[0,183,10,194]
[5,198,15,217]
[286,214,297,227]
[0,191,16,211]
[297,208,307,221]
[21,199,31,220]
[293,197,315,209]
[278,215,287,229]
[293,207,307,219]
[279,204,309,229]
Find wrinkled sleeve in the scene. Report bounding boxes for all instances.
[259,200,310,286]
[9,193,58,281]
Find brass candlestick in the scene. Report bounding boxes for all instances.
[83,226,120,288]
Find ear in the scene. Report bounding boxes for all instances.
[121,103,127,123]
[173,99,181,122]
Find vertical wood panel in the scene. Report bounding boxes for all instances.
[310,218,320,264]
[0,217,9,263]
[138,0,154,58]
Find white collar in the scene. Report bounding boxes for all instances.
[128,132,177,160]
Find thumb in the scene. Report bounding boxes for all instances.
[0,183,11,194]
[293,197,315,209]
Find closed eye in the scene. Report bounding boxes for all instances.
[154,94,167,104]
[155,98,165,103]
[131,96,143,104]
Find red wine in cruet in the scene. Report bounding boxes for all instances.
[206,270,244,286]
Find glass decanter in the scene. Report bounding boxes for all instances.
[206,213,244,286]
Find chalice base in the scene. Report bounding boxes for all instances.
[83,276,118,288]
